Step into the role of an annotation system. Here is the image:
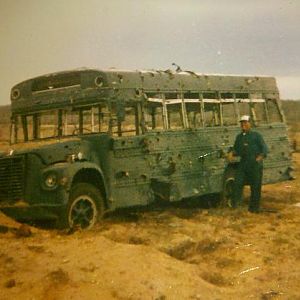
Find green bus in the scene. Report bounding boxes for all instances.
[0,69,293,228]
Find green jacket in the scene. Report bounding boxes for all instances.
[233,130,268,163]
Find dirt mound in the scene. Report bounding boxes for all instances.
[0,212,24,230]
[0,212,39,237]
[0,234,222,300]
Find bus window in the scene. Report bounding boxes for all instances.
[237,100,250,116]
[25,115,34,140]
[39,111,57,138]
[251,102,268,125]
[220,93,237,126]
[62,110,79,136]
[99,104,110,133]
[12,115,26,142]
[203,92,217,99]
[90,106,101,133]
[144,102,164,131]
[13,115,24,142]
[236,93,249,99]
[204,102,221,127]
[144,92,165,131]
[222,102,237,126]
[266,99,282,123]
[80,107,105,134]
[221,92,234,99]
[186,102,202,128]
[122,106,138,136]
[184,92,202,128]
[110,103,138,136]
[82,108,93,134]
[164,92,183,129]
[167,103,184,129]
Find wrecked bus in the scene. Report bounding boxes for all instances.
[0,69,293,228]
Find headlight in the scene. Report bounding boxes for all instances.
[66,152,84,163]
[77,152,83,160]
[45,173,57,188]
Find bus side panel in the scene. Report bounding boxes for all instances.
[108,124,291,208]
[144,129,227,201]
[110,128,237,207]
[109,135,155,208]
[257,124,292,184]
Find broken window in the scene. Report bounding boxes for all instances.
[204,102,221,127]
[109,102,139,136]
[122,106,139,136]
[11,115,24,143]
[184,92,202,128]
[39,111,57,138]
[266,99,282,123]
[144,101,164,131]
[61,105,110,136]
[186,102,202,128]
[62,109,80,136]
[81,107,102,134]
[220,93,237,126]
[24,115,34,141]
[32,73,81,92]
[163,93,183,129]
[98,104,110,133]
[235,93,249,99]
[167,103,184,129]
[203,92,217,99]
[222,102,237,126]
[237,100,251,117]
[144,92,166,131]
[251,102,268,125]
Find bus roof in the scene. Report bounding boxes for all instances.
[10,68,279,114]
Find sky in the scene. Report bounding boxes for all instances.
[0,0,300,105]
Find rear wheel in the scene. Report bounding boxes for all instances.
[59,183,104,229]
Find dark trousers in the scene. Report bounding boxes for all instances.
[232,161,263,211]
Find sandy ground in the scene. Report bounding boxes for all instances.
[0,153,300,300]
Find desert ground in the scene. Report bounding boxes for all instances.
[0,154,299,300]
[0,105,299,300]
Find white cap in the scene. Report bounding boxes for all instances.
[240,115,250,122]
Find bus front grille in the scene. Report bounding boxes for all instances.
[0,156,25,203]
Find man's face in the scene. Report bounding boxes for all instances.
[240,120,251,132]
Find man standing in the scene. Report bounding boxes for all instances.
[230,115,268,213]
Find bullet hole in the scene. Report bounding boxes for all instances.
[115,171,129,178]
[117,74,123,83]
[95,76,104,87]
[156,153,162,163]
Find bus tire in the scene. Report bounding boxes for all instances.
[59,183,104,230]
[220,169,236,208]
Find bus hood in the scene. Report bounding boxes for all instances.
[1,138,93,165]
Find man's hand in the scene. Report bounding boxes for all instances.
[226,151,235,162]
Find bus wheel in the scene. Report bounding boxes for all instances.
[61,183,104,230]
[220,171,236,208]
